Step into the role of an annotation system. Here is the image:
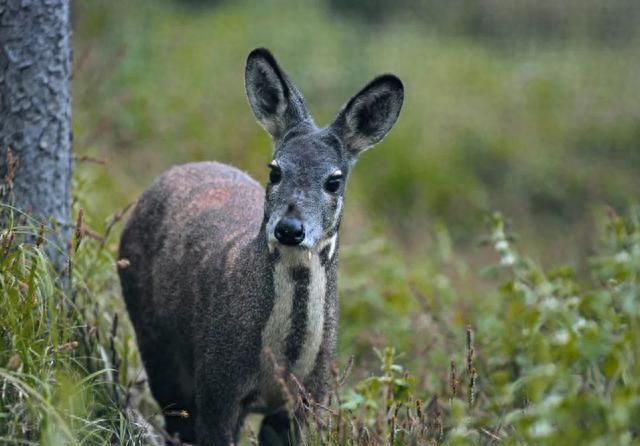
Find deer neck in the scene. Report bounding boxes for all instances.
[259,227,338,380]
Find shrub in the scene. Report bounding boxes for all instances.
[0,206,157,445]
[306,209,640,444]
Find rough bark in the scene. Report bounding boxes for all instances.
[0,0,72,268]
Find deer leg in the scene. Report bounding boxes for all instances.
[194,370,253,446]
[195,399,242,446]
[258,410,299,446]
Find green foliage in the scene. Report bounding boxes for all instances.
[326,0,640,44]
[341,347,412,415]
[297,209,640,445]
[0,207,154,445]
[468,209,640,444]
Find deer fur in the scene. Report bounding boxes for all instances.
[118,48,403,446]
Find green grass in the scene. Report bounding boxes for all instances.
[2,0,640,444]
[0,206,159,445]
[2,203,639,444]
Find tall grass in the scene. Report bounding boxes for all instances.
[2,201,637,444]
[0,204,160,445]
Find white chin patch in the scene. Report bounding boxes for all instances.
[318,234,337,261]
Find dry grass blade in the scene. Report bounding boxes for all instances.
[3,147,19,194]
[479,426,503,443]
[449,360,457,400]
[36,221,45,247]
[337,355,354,386]
[466,325,474,375]
[468,367,477,407]
[425,395,443,441]
[72,154,108,165]
[74,208,85,252]
[100,201,136,250]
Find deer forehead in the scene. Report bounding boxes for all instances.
[274,133,346,172]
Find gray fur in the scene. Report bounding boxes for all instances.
[118,48,403,446]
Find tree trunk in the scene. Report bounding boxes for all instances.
[0,0,72,269]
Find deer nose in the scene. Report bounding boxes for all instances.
[274,217,305,246]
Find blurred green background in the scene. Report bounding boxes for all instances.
[72,0,640,270]
[71,0,640,378]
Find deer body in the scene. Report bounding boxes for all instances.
[118,49,403,445]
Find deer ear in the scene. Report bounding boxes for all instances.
[245,48,310,142]
[329,74,403,159]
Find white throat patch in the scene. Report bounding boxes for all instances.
[261,247,327,381]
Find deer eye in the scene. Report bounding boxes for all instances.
[268,162,282,185]
[324,172,343,193]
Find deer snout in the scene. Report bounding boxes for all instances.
[274,217,305,246]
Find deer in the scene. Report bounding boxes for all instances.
[118,48,403,445]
